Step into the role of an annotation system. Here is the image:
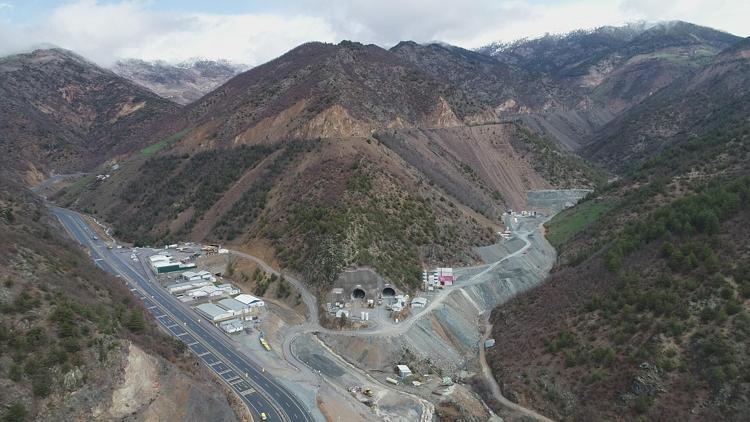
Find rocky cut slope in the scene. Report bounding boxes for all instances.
[113,59,245,105]
[58,41,600,293]
[390,41,584,116]
[0,48,179,184]
[169,40,493,145]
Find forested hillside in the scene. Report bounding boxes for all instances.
[487,115,750,421]
[0,178,239,421]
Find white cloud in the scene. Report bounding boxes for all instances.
[301,0,750,48]
[0,0,336,65]
[0,0,748,66]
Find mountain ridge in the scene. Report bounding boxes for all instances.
[0,47,179,183]
[55,40,599,293]
[113,58,246,105]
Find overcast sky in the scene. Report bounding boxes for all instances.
[0,0,748,66]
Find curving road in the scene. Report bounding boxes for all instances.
[52,207,315,422]
[230,220,534,339]
[231,214,554,422]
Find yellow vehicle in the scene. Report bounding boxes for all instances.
[259,337,271,351]
[260,412,268,421]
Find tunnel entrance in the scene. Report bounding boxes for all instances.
[382,287,396,298]
[351,288,366,299]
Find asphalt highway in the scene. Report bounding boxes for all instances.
[52,207,314,422]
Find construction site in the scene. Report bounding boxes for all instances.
[100,189,587,421]
[207,189,590,421]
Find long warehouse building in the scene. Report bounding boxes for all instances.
[195,303,234,322]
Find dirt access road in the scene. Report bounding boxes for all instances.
[480,320,555,422]
[227,213,554,422]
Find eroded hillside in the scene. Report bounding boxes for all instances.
[479,21,742,150]
[584,36,750,170]
[55,41,599,294]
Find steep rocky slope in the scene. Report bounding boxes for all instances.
[478,21,742,150]
[167,40,492,145]
[0,177,240,421]
[392,40,606,151]
[390,41,582,115]
[113,59,245,105]
[57,41,599,293]
[0,48,179,184]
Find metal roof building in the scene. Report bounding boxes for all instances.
[219,318,244,334]
[149,254,170,263]
[166,280,211,294]
[186,285,223,298]
[195,303,234,322]
[397,365,412,379]
[234,293,265,308]
[216,284,240,295]
[217,298,250,316]
[182,270,213,281]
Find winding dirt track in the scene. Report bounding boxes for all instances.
[228,214,556,422]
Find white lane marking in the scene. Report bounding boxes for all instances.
[63,217,307,419]
[197,352,211,357]
[187,342,199,346]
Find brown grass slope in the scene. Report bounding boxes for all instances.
[56,41,600,293]
[0,48,179,183]
[162,40,491,147]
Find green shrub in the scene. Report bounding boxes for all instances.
[1,402,28,422]
[126,310,145,333]
[32,374,51,397]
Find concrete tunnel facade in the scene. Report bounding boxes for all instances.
[333,267,401,300]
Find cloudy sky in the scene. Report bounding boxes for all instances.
[0,0,748,66]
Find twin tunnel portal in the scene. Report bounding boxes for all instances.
[351,286,395,299]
